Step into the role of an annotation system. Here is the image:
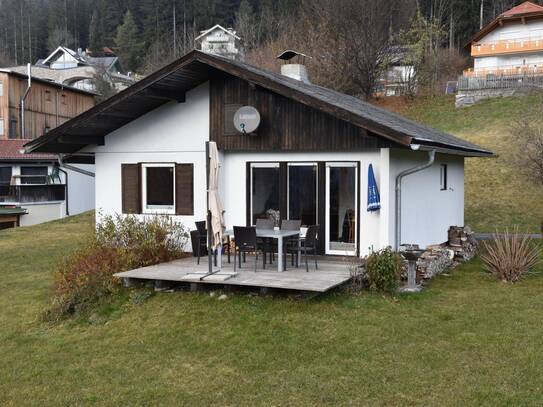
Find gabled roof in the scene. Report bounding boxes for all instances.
[502,1,543,16]
[24,50,493,157]
[0,140,56,162]
[468,1,543,44]
[41,46,86,66]
[195,24,240,41]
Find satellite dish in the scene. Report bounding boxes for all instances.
[233,106,260,134]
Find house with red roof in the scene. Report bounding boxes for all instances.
[457,1,543,106]
[0,139,95,228]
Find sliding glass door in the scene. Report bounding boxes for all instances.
[287,163,317,226]
[250,163,280,225]
[325,163,358,255]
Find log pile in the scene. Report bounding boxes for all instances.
[401,226,478,281]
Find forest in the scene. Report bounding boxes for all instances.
[0,0,535,93]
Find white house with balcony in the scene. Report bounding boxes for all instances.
[457,1,543,107]
[195,25,241,60]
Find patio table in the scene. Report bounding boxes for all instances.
[224,228,300,272]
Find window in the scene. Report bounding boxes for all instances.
[61,94,67,105]
[251,163,280,225]
[0,166,12,185]
[288,163,317,225]
[0,118,4,136]
[142,163,175,214]
[440,164,448,191]
[20,166,48,185]
[44,126,50,133]
[0,81,3,97]
[45,90,52,102]
[9,118,17,139]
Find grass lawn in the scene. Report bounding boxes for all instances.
[376,94,543,233]
[1,213,543,406]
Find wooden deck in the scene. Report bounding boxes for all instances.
[114,255,353,293]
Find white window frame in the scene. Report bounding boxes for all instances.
[0,118,4,136]
[325,162,358,256]
[287,162,318,225]
[250,162,280,226]
[141,163,176,215]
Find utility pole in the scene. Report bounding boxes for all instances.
[173,0,177,57]
[480,0,484,29]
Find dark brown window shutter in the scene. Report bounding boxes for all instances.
[121,164,141,214]
[175,163,194,215]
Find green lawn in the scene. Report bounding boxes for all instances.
[379,94,543,233]
[1,213,543,406]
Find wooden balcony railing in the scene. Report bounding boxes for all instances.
[463,65,543,78]
[472,37,543,56]
[0,184,66,203]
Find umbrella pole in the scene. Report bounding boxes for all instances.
[206,141,213,276]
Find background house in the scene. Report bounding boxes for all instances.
[0,140,94,227]
[0,69,95,140]
[196,25,241,60]
[458,1,543,106]
[8,46,135,93]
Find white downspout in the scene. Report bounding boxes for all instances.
[394,148,436,250]
[20,63,32,138]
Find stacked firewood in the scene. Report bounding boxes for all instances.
[402,226,478,281]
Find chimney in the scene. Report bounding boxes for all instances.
[277,50,311,84]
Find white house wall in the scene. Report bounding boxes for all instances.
[387,150,464,249]
[92,82,210,233]
[64,164,95,215]
[19,201,65,226]
[480,20,543,43]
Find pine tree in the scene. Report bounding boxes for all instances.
[115,10,143,72]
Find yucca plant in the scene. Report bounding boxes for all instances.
[480,229,540,282]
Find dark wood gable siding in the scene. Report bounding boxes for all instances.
[210,74,397,151]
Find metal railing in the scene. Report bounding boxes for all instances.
[463,65,543,77]
[0,184,66,203]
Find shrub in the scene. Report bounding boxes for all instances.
[365,247,402,293]
[43,214,189,322]
[480,230,540,283]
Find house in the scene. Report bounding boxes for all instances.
[376,46,417,97]
[457,1,543,106]
[0,68,95,139]
[24,50,492,256]
[196,25,241,60]
[0,69,95,227]
[8,46,134,93]
[0,139,94,227]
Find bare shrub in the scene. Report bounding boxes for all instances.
[43,214,189,322]
[480,230,540,282]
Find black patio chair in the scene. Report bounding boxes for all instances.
[194,220,231,265]
[281,219,302,267]
[194,221,208,265]
[233,226,263,272]
[288,224,319,272]
[256,218,274,267]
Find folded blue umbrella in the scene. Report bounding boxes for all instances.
[367,164,381,212]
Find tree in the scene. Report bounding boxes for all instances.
[92,65,117,102]
[48,26,76,52]
[511,118,543,186]
[234,0,257,53]
[115,11,143,72]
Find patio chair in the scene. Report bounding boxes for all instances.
[288,224,319,272]
[194,221,231,265]
[194,221,208,265]
[256,218,274,267]
[281,219,302,266]
[233,226,263,272]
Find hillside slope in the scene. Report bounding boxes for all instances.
[376,94,543,233]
